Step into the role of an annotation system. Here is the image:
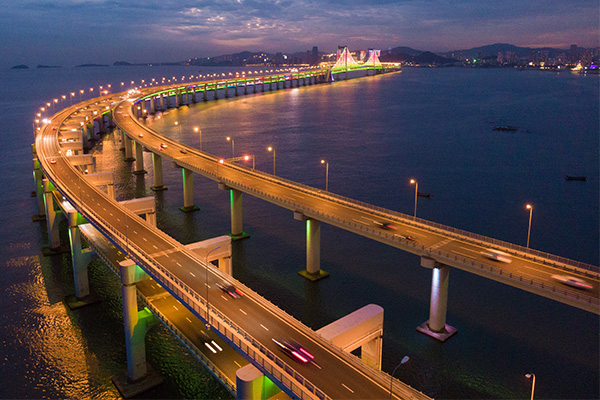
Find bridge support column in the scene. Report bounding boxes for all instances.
[218,184,249,240]
[123,134,134,161]
[151,153,167,191]
[317,304,383,369]
[179,168,199,212]
[149,98,156,114]
[33,158,46,219]
[225,81,229,98]
[192,90,197,103]
[417,257,457,342]
[64,210,98,309]
[203,88,208,101]
[236,364,282,400]
[43,179,62,251]
[133,141,146,175]
[295,212,329,281]
[112,260,163,398]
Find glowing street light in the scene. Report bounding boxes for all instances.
[226,136,235,158]
[525,373,535,400]
[390,356,410,399]
[205,246,221,329]
[410,179,418,218]
[267,146,276,175]
[526,204,533,248]
[321,159,329,191]
[194,127,202,150]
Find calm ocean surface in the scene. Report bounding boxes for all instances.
[0,65,597,399]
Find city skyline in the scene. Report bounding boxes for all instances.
[2,0,598,69]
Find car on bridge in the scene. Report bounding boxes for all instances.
[216,282,243,298]
[551,274,593,290]
[481,249,512,263]
[198,330,223,354]
[272,338,314,363]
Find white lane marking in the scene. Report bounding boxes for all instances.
[190,272,196,277]
[152,245,158,249]
[186,317,192,323]
[172,305,179,311]
[311,361,322,369]
[406,229,427,237]
[116,218,120,222]
[260,324,269,331]
[133,230,138,234]
[234,361,242,368]
[142,237,147,242]
[452,250,476,259]
[342,383,354,393]
[221,295,229,301]
[109,212,113,216]
[176,262,182,266]
[460,246,482,254]
[239,309,247,315]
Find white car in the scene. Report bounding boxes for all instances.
[138,133,144,138]
[481,249,512,263]
[551,275,593,290]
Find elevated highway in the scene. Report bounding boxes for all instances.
[35,72,429,399]
[35,68,598,398]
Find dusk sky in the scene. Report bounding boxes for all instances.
[2,0,598,68]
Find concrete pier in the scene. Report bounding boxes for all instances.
[185,236,232,275]
[112,259,163,398]
[179,168,199,212]
[235,364,282,400]
[295,211,329,281]
[43,179,61,250]
[123,133,134,161]
[133,140,146,175]
[417,256,457,342]
[218,183,249,240]
[119,197,157,227]
[32,157,46,219]
[151,153,167,191]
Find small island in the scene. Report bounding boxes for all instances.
[11,64,29,69]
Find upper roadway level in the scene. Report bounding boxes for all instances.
[114,79,599,315]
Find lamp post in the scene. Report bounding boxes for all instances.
[526,204,533,248]
[525,373,535,400]
[194,127,202,150]
[226,136,235,158]
[320,159,329,191]
[267,146,276,175]
[205,246,221,329]
[390,356,410,399]
[410,179,418,218]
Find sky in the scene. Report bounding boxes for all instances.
[1,0,598,68]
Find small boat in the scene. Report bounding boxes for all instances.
[493,125,518,132]
[566,176,586,181]
[417,192,432,198]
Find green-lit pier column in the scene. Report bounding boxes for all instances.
[179,168,199,212]
[295,211,328,281]
[218,184,249,240]
[112,260,162,398]
[32,157,45,219]
[43,179,61,251]
[133,141,146,175]
[236,364,282,400]
[417,256,457,342]
[150,153,167,191]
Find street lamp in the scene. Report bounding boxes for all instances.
[526,204,533,248]
[194,127,202,150]
[267,146,276,175]
[390,356,410,399]
[321,159,329,191]
[525,373,535,400]
[205,246,221,329]
[226,136,235,158]
[174,121,181,135]
[410,179,418,218]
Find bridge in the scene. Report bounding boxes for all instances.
[33,64,598,398]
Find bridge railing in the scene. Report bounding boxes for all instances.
[166,142,598,276]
